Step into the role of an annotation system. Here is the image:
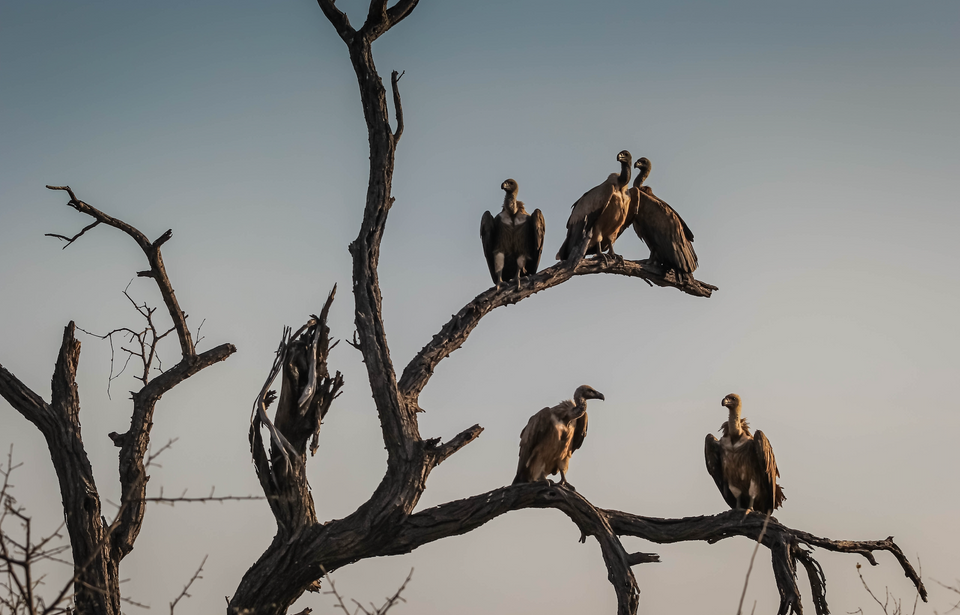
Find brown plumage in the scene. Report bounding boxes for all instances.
[555,150,632,264]
[480,179,546,289]
[629,157,698,280]
[512,385,605,487]
[704,393,785,514]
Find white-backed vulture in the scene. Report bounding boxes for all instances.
[555,150,632,264]
[512,385,605,487]
[704,393,785,514]
[629,157,698,281]
[480,179,546,289]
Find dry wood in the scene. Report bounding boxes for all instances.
[228,2,923,615]
[0,190,235,614]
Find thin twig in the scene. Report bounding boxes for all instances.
[169,555,207,614]
[737,511,772,615]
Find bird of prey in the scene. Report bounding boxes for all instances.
[480,178,546,289]
[556,150,633,264]
[513,385,606,488]
[629,157,698,282]
[704,393,785,514]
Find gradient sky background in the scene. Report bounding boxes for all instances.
[2,1,959,613]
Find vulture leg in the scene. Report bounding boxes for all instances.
[606,243,624,266]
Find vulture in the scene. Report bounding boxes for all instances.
[480,179,546,289]
[513,385,605,487]
[629,157,698,281]
[704,393,785,514]
[555,150,633,264]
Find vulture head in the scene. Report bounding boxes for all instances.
[616,150,633,166]
[501,178,520,214]
[634,157,652,186]
[721,393,742,410]
[574,385,605,404]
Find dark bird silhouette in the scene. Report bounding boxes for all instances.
[704,393,785,514]
[629,157,698,281]
[556,150,632,264]
[513,385,605,488]
[480,179,546,289]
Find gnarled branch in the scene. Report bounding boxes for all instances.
[399,258,717,401]
[2,189,235,614]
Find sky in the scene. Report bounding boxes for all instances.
[1,1,959,613]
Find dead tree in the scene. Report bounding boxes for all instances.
[0,187,235,615]
[229,2,926,615]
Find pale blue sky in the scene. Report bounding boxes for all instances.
[1,1,958,613]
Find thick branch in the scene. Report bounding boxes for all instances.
[359,0,419,42]
[2,323,120,614]
[247,291,343,535]
[399,258,717,400]
[340,32,418,479]
[315,0,355,43]
[426,423,483,467]
[384,483,641,614]
[110,341,235,558]
[383,485,923,615]
[390,70,404,143]
[604,509,927,614]
[0,365,52,429]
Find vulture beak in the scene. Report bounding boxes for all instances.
[594,391,605,401]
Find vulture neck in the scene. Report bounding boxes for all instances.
[502,192,519,216]
[571,393,589,415]
[617,159,632,188]
[726,404,745,440]
[633,170,649,189]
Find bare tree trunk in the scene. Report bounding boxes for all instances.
[0,188,235,614]
[228,4,923,615]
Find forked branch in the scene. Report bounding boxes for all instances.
[45,185,195,359]
[2,188,235,614]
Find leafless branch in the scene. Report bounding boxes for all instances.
[322,567,413,615]
[45,220,102,249]
[390,70,404,142]
[169,555,207,614]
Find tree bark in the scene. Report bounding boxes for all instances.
[1,189,235,614]
[228,3,924,615]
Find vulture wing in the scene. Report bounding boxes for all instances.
[525,208,546,275]
[650,189,695,242]
[633,189,698,273]
[751,430,785,512]
[557,176,618,260]
[569,177,618,226]
[512,408,554,485]
[569,411,588,454]
[480,210,500,285]
[704,434,737,509]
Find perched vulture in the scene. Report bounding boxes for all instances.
[512,385,605,487]
[704,393,785,514]
[480,179,546,289]
[629,157,698,281]
[555,150,633,264]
